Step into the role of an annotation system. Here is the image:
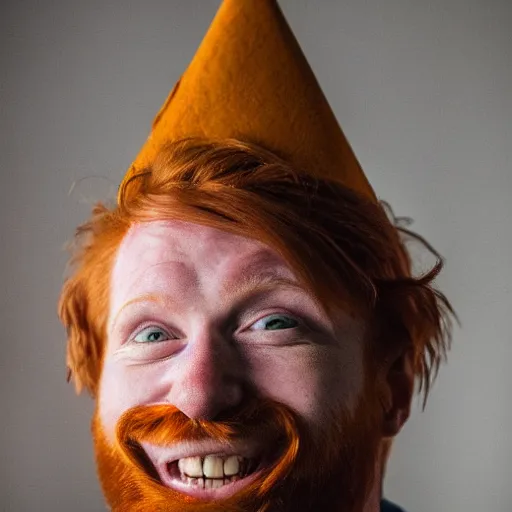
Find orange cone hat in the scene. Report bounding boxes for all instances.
[120,0,377,202]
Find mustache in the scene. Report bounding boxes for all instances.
[117,396,292,446]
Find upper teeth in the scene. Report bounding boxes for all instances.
[178,455,245,478]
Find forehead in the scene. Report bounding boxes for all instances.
[117,219,277,261]
[110,220,295,305]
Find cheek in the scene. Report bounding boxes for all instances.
[247,345,365,428]
[97,359,171,442]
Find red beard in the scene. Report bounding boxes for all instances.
[92,379,382,512]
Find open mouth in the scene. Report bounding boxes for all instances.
[141,441,275,500]
[163,454,263,498]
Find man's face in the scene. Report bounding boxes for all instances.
[95,220,383,511]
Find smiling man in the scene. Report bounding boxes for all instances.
[58,1,454,511]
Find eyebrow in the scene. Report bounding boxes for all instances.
[219,247,307,296]
[108,294,172,333]
[220,271,305,304]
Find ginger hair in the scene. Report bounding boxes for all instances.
[58,138,455,410]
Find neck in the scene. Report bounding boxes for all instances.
[355,457,384,512]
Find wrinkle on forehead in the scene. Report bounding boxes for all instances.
[110,220,362,337]
[117,220,274,267]
[109,220,289,318]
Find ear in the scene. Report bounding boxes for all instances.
[379,346,415,437]
[58,278,102,398]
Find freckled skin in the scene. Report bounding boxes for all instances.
[99,220,366,445]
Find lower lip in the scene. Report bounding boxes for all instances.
[160,461,265,500]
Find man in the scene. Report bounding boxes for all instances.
[58,1,454,511]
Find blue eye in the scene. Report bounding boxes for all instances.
[133,326,170,343]
[251,314,299,331]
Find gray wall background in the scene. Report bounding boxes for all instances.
[1,0,511,511]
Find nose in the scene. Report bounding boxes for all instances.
[167,330,244,421]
